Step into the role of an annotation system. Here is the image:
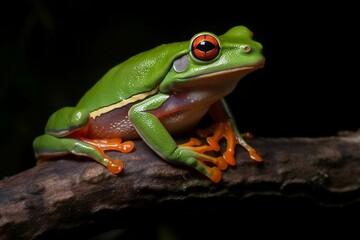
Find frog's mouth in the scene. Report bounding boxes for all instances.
[173,60,265,92]
[193,59,265,78]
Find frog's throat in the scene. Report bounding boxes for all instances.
[90,86,159,119]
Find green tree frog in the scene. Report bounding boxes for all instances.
[33,25,265,183]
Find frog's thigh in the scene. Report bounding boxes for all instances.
[33,134,106,163]
[45,107,89,134]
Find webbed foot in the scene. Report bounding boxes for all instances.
[197,120,262,165]
[77,137,135,174]
[179,138,228,170]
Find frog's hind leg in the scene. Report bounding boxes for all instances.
[33,134,133,174]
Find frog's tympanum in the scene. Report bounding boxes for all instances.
[33,26,265,183]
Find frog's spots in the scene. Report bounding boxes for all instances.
[88,108,139,139]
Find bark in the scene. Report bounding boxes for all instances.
[1,131,360,239]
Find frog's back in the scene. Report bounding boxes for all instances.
[76,41,189,111]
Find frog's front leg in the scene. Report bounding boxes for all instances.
[129,94,227,183]
[198,99,262,166]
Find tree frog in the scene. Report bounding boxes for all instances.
[33,25,265,183]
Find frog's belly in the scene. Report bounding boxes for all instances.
[87,103,209,139]
[155,106,208,134]
[88,104,138,139]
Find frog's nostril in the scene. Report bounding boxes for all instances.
[242,45,251,53]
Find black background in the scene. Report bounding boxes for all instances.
[1,1,359,239]
[1,1,359,178]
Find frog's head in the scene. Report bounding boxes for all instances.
[160,25,265,95]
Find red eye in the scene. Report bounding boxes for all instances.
[191,34,220,61]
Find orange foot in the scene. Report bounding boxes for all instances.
[181,120,262,167]
[198,120,262,165]
[77,137,135,174]
[179,138,228,171]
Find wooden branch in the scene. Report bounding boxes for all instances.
[1,132,360,239]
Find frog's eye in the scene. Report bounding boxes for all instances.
[191,34,220,61]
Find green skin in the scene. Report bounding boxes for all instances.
[33,26,265,183]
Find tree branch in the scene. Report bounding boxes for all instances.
[1,132,360,239]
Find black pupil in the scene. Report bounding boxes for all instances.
[197,41,215,52]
